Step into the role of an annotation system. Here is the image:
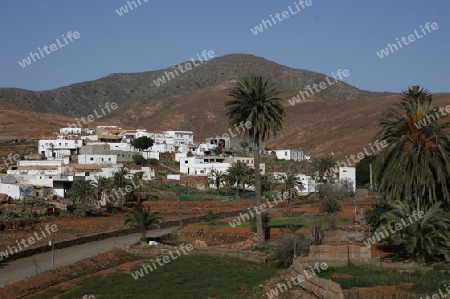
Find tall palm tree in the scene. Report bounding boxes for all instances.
[226,76,285,245]
[113,167,130,205]
[373,86,450,207]
[280,173,303,214]
[378,200,450,263]
[132,171,145,204]
[92,175,112,207]
[69,180,96,216]
[227,161,254,198]
[124,206,163,242]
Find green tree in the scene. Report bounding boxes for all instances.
[373,86,450,207]
[355,155,376,188]
[261,174,273,194]
[319,197,342,229]
[113,167,130,205]
[132,171,145,204]
[226,76,285,246]
[92,175,112,206]
[378,200,450,262]
[69,180,96,216]
[209,168,227,195]
[131,136,154,151]
[280,173,303,214]
[124,206,163,242]
[227,161,254,198]
[211,147,223,156]
[314,156,336,182]
[240,140,249,156]
[132,155,147,165]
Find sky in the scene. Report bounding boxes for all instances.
[0,0,449,93]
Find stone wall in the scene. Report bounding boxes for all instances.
[290,261,344,299]
[309,244,371,259]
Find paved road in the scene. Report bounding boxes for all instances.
[0,226,179,287]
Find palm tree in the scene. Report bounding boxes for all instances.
[69,180,96,216]
[113,167,130,205]
[373,86,450,207]
[314,156,336,182]
[227,161,253,198]
[280,173,303,214]
[240,140,249,156]
[124,206,163,242]
[92,176,112,207]
[319,197,342,229]
[378,200,450,263]
[209,168,227,195]
[226,76,285,245]
[260,174,273,194]
[132,171,145,204]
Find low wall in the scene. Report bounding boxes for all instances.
[309,244,371,260]
[0,227,137,263]
[125,246,266,263]
[0,209,246,263]
[191,248,266,262]
[290,261,344,299]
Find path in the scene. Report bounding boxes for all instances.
[0,226,179,287]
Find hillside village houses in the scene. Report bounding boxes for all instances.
[0,124,355,200]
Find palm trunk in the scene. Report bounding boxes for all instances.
[140,230,147,242]
[254,143,264,246]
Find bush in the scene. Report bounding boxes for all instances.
[317,180,355,200]
[274,232,308,267]
[132,155,147,165]
[147,158,159,166]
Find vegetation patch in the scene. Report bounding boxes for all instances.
[28,255,280,299]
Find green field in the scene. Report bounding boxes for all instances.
[29,255,282,299]
[234,216,352,229]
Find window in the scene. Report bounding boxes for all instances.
[185,160,188,164]
[90,157,94,161]
[49,176,52,179]
[285,151,288,156]
[108,158,111,161]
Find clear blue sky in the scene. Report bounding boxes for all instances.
[1,0,449,92]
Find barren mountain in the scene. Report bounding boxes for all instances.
[1,54,447,160]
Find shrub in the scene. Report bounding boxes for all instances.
[132,155,147,165]
[274,232,308,267]
[317,181,355,200]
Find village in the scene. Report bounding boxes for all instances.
[0,124,356,203]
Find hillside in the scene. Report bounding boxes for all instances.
[1,54,447,160]
[0,54,391,118]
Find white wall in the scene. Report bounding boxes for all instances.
[339,167,356,191]
[0,183,22,199]
[273,150,305,162]
[18,160,62,167]
[78,154,117,165]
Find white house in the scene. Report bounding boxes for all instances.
[59,127,82,135]
[274,172,316,193]
[38,138,83,158]
[271,149,305,162]
[78,154,117,165]
[339,166,356,191]
[180,156,265,176]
